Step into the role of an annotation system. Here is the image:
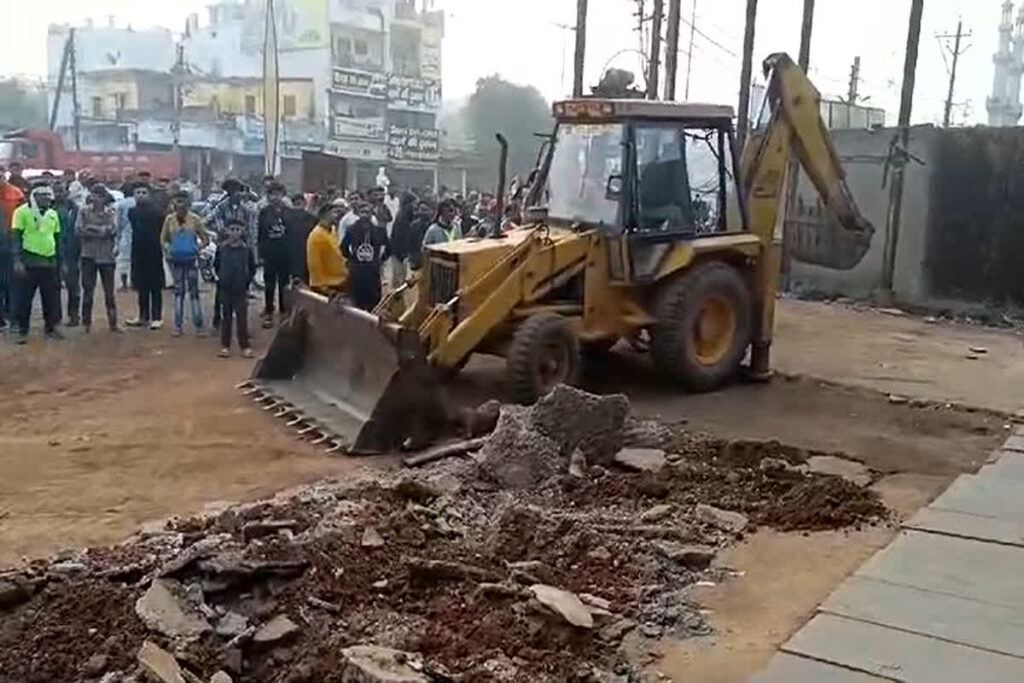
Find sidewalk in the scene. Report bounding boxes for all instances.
[751,429,1024,682]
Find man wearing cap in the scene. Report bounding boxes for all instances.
[11,183,63,342]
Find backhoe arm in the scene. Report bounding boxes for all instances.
[740,52,876,377]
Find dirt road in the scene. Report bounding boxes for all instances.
[0,296,1012,680]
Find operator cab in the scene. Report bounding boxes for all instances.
[542,99,746,239]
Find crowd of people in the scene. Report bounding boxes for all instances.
[0,162,511,357]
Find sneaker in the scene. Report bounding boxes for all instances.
[218,348,231,358]
[171,328,183,338]
[45,330,65,341]
[66,317,80,328]
[125,318,144,327]
[261,313,274,329]
[109,324,124,333]
[149,320,164,330]
[241,348,255,359]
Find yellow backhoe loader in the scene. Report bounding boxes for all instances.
[244,53,875,454]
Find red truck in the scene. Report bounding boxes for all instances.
[0,129,181,180]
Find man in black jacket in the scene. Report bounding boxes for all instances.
[387,192,416,288]
[341,202,389,311]
[215,221,256,357]
[256,182,296,327]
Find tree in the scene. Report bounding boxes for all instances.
[462,75,553,191]
[591,69,645,99]
[0,79,47,133]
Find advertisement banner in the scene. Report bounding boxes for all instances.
[387,125,440,162]
[331,67,387,98]
[331,116,386,140]
[386,75,441,111]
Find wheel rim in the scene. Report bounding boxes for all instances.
[535,340,571,393]
[693,294,737,366]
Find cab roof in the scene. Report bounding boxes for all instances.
[553,99,734,122]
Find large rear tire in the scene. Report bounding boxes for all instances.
[651,262,752,392]
[507,313,582,404]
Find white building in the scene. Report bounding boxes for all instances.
[988,1,1024,127]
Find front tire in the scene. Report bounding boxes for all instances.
[651,262,752,392]
[506,313,582,404]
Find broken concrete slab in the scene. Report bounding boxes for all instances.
[339,644,429,682]
[928,474,1024,522]
[477,405,563,489]
[750,652,888,682]
[783,613,1024,680]
[639,504,673,523]
[653,542,715,569]
[529,584,594,628]
[1003,435,1024,453]
[613,448,667,472]
[134,578,210,639]
[137,640,187,683]
[209,671,233,683]
[530,385,630,464]
[598,618,636,643]
[821,575,1024,659]
[695,504,748,533]
[252,614,299,648]
[361,527,385,548]
[214,611,249,639]
[806,455,871,487]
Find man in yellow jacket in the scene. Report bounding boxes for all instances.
[306,203,347,295]
[12,183,62,343]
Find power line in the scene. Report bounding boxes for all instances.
[678,14,739,59]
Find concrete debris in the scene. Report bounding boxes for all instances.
[653,542,716,569]
[531,385,630,464]
[158,533,234,578]
[338,644,429,683]
[613,448,667,472]
[588,546,613,562]
[529,584,594,629]
[361,526,386,548]
[252,614,299,648]
[969,346,989,354]
[695,504,749,533]
[887,394,910,405]
[598,618,637,643]
[240,519,298,543]
[209,672,233,683]
[137,640,187,683]
[83,653,109,676]
[213,611,248,639]
[579,593,612,611]
[568,449,587,478]
[425,472,462,496]
[639,504,674,523]
[134,578,211,639]
[0,578,33,610]
[806,455,871,487]
[477,405,562,488]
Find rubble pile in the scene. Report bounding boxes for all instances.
[0,387,887,683]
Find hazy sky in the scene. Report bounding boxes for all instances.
[0,0,1008,126]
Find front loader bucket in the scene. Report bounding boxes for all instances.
[245,287,446,455]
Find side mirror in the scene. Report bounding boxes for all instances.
[606,174,623,199]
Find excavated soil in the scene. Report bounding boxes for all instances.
[0,402,887,683]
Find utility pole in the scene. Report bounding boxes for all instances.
[736,0,758,151]
[664,0,681,100]
[881,0,924,297]
[780,0,815,291]
[847,56,861,103]
[172,43,185,151]
[938,19,971,127]
[684,0,697,99]
[573,0,588,98]
[69,28,81,151]
[49,34,73,130]
[647,0,664,99]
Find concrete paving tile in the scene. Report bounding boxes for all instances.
[928,474,1024,522]
[856,530,1024,608]
[1002,435,1024,453]
[749,652,889,682]
[978,452,1024,483]
[904,507,1024,547]
[821,575,1024,658]
[782,613,1024,681]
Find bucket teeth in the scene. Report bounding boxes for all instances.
[297,424,319,436]
[274,406,296,418]
[325,441,343,455]
[262,400,284,411]
[237,381,254,390]
[310,432,330,445]
[286,415,306,427]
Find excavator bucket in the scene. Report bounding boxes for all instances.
[244,287,446,455]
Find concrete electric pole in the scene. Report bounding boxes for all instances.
[664,0,682,100]
[573,0,588,98]
[938,19,972,127]
[847,56,861,104]
[647,0,664,100]
[736,0,758,151]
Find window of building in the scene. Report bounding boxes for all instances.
[245,95,257,116]
[283,94,297,117]
[354,39,368,56]
[91,96,102,118]
[113,92,127,113]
